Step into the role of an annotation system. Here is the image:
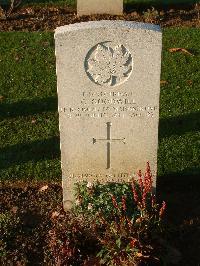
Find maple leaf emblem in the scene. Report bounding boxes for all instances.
[85,42,133,87]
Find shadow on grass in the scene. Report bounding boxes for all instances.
[159,111,200,138]
[0,96,58,119]
[158,168,200,193]
[0,136,60,170]
[153,168,200,228]
[0,97,199,180]
[124,0,197,12]
[157,167,200,222]
[157,170,200,266]
[1,98,199,138]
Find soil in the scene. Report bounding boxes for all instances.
[1,175,200,265]
[0,182,61,265]
[0,5,199,32]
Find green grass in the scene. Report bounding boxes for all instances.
[159,28,200,177]
[0,29,199,181]
[1,0,198,8]
[125,0,198,5]
[0,33,61,180]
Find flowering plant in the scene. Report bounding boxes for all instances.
[74,162,167,265]
[96,162,166,265]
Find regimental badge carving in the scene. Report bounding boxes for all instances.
[85,41,133,87]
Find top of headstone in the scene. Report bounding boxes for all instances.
[55,21,161,35]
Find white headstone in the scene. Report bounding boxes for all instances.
[77,0,123,16]
[55,21,162,210]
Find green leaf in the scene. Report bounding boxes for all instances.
[116,238,121,248]
[97,249,105,258]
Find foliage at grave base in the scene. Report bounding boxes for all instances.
[47,163,167,265]
[45,212,101,265]
[75,162,167,265]
[74,180,134,219]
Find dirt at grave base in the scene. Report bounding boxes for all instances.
[0,5,199,32]
[1,178,200,265]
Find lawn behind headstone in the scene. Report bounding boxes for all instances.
[0,28,199,181]
[1,0,197,8]
[22,0,198,6]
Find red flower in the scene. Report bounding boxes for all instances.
[122,196,127,212]
[138,170,143,192]
[159,201,166,218]
[130,238,138,248]
[111,194,119,210]
[132,181,139,204]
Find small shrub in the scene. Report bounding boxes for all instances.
[143,7,159,23]
[74,181,134,219]
[46,212,100,266]
[75,162,167,265]
[47,163,166,265]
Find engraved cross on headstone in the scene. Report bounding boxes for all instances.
[93,122,126,169]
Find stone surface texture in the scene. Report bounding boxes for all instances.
[55,21,162,210]
[77,0,123,16]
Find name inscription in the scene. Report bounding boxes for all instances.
[60,90,158,119]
